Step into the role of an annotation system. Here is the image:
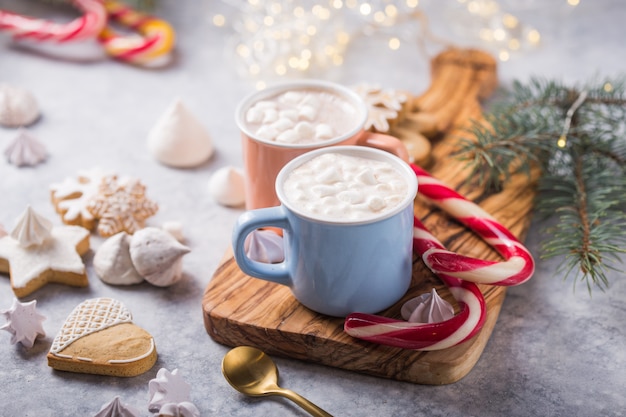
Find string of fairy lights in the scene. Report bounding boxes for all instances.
[211,0,582,88]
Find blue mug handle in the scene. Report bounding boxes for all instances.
[232,206,292,286]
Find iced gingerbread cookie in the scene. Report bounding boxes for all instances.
[352,83,432,167]
[50,167,110,230]
[47,297,157,377]
[0,206,90,298]
[87,174,159,237]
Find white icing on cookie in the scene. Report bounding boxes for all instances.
[0,224,89,292]
[50,167,110,228]
[147,99,214,168]
[108,338,155,363]
[49,298,132,355]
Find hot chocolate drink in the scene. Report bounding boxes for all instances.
[243,88,361,145]
[282,152,409,221]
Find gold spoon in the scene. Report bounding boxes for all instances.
[221,346,334,417]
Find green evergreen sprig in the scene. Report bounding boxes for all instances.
[455,77,626,293]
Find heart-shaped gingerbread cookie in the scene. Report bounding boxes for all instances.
[47,297,157,377]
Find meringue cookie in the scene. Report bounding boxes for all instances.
[208,166,245,207]
[129,227,190,287]
[147,99,214,168]
[162,221,185,242]
[245,229,284,263]
[0,84,40,127]
[94,396,141,417]
[158,402,200,417]
[93,232,144,285]
[0,298,46,348]
[401,288,455,324]
[0,224,7,238]
[148,368,192,413]
[10,206,53,248]
[4,128,47,167]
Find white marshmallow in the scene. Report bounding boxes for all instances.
[298,105,317,121]
[315,166,341,184]
[255,125,279,141]
[367,196,386,211]
[337,190,365,204]
[356,168,378,185]
[245,107,263,123]
[314,123,334,140]
[254,100,278,110]
[279,109,299,120]
[276,129,299,143]
[262,108,278,124]
[280,91,304,104]
[272,117,295,131]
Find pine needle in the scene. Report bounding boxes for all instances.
[456,76,626,293]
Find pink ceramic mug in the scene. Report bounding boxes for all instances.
[236,79,409,209]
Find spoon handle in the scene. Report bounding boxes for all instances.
[277,388,334,417]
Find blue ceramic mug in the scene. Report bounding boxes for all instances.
[232,146,418,317]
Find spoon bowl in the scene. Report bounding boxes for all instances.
[222,346,333,417]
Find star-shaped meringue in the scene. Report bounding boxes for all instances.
[158,402,200,417]
[148,368,192,413]
[94,396,140,417]
[1,298,46,348]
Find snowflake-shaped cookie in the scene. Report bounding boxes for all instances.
[50,168,110,230]
[352,83,409,132]
[87,175,159,237]
[1,298,46,348]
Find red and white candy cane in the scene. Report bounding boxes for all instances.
[0,0,106,43]
[97,0,175,66]
[344,163,535,350]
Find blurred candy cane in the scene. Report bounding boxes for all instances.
[344,163,535,350]
[0,0,106,43]
[97,0,175,66]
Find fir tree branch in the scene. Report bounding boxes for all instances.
[456,76,626,293]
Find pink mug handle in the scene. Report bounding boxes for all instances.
[357,131,410,163]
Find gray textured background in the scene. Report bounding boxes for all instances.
[0,0,624,416]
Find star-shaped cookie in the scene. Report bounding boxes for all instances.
[0,225,90,297]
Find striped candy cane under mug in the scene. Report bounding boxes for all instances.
[0,0,106,43]
[344,163,535,350]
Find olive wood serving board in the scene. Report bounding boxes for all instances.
[202,49,537,385]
